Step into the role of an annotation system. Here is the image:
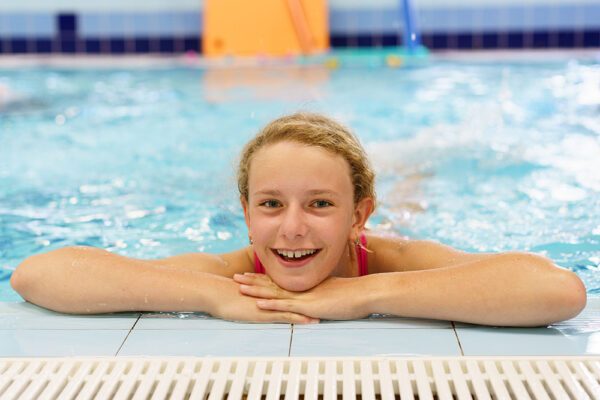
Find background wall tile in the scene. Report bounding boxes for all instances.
[1,13,31,36]
[0,1,599,53]
[29,13,55,36]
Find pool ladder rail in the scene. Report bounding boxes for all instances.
[1,356,600,399]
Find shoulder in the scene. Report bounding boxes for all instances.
[365,230,493,273]
[149,246,255,277]
[363,230,410,273]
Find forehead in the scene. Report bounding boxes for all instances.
[248,141,353,193]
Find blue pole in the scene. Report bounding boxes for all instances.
[401,0,422,53]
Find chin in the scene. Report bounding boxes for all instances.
[275,276,320,292]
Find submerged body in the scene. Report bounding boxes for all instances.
[10,113,587,327]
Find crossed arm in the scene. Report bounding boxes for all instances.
[10,238,587,327]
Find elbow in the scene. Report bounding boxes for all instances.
[10,246,88,301]
[509,253,587,326]
[10,253,42,298]
[556,270,587,321]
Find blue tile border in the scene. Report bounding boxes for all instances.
[57,13,77,34]
[0,36,202,54]
[0,8,598,54]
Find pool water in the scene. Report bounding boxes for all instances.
[1,57,599,301]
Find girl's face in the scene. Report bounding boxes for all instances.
[241,141,372,291]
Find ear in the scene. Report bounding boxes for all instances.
[240,196,251,230]
[350,197,374,240]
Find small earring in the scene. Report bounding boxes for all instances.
[249,237,254,245]
[354,237,374,253]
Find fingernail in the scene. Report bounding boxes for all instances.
[311,319,320,324]
[256,300,266,307]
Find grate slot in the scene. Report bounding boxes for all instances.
[132,359,162,400]
[450,359,471,399]
[189,358,213,399]
[555,360,590,399]
[303,360,318,400]
[285,359,302,399]
[39,359,76,399]
[431,360,451,399]
[170,359,196,400]
[378,360,394,400]
[208,359,232,400]
[151,359,180,400]
[536,360,569,399]
[342,360,356,399]
[247,360,267,400]
[2,360,40,400]
[228,359,249,399]
[394,359,415,399]
[95,359,128,399]
[0,361,25,395]
[77,360,110,400]
[20,360,57,400]
[3,356,600,399]
[573,360,600,399]
[413,359,434,400]
[114,359,144,399]
[321,360,334,400]
[267,359,284,399]
[464,360,490,399]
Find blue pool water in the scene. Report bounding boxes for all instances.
[1,57,599,301]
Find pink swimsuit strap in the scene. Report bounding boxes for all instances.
[254,232,368,276]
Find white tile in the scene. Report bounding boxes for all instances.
[137,312,290,329]
[0,302,139,330]
[456,327,600,356]
[120,329,292,356]
[290,328,461,356]
[0,329,128,356]
[294,314,451,329]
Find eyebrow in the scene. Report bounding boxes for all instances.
[252,189,340,197]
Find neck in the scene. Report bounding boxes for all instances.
[330,241,358,278]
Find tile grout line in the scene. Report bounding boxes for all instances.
[288,324,294,357]
[114,313,142,356]
[451,321,465,356]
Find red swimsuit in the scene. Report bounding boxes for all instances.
[254,232,369,276]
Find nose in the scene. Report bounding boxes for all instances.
[279,202,308,240]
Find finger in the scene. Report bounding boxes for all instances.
[256,299,299,313]
[233,273,271,286]
[267,311,319,324]
[239,284,279,299]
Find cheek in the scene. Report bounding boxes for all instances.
[248,214,275,240]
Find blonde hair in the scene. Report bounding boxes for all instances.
[237,112,376,208]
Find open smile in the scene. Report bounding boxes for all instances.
[271,248,321,263]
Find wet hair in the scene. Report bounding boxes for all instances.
[237,112,376,209]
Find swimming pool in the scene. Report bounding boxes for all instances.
[1,55,599,302]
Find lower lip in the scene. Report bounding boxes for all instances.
[272,250,320,268]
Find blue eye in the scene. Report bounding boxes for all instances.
[313,200,332,208]
[260,200,281,208]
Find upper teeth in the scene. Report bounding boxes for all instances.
[277,249,317,259]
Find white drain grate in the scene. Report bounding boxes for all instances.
[1,356,600,399]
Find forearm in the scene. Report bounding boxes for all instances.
[11,246,229,314]
[364,253,587,327]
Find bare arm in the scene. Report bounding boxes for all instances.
[10,246,251,314]
[10,245,318,323]
[239,238,587,327]
[364,251,587,326]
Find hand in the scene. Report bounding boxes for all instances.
[233,273,372,321]
[210,278,319,324]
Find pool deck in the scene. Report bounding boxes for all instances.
[0,296,598,358]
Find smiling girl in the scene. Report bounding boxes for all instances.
[11,112,587,326]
